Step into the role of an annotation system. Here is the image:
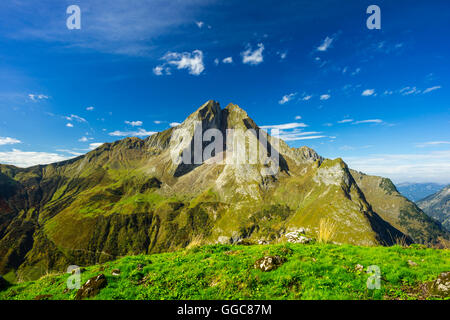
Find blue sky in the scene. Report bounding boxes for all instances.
[0,0,449,183]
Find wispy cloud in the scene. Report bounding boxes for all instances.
[65,114,87,123]
[399,86,420,96]
[109,128,157,137]
[422,86,442,94]
[260,122,308,130]
[170,122,181,127]
[0,137,21,145]
[78,136,92,142]
[28,94,49,101]
[241,43,264,65]
[278,93,297,105]
[5,1,213,57]
[344,150,450,184]
[353,119,383,124]
[416,141,450,148]
[89,143,105,150]
[301,94,312,101]
[56,149,84,156]
[86,106,94,111]
[0,149,72,167]
[337,119,353,124]
[317,36,334,52]
[125,120,143,127]
[320,94,330,100]
[361,89,375,96]
[278,130,326,141]
[195,21,204,28]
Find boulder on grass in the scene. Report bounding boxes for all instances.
[422,271,450,298]
[254,256,285,272]
[75,274,107,300]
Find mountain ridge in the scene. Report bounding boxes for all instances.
[417,185,450,231]
[0,100,448,281]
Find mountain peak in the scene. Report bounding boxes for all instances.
[187,100,221,122]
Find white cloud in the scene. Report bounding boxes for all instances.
[28,94,49,101]
[362,89,375,96]
[279,52,287,60]
[423,86,442,94]
[400,86,420,95]
[89,143,104,150]
[78,136,94,142]
[301,95,312,101]
[351,68,361,76]
[125,120,143,127]
[66,123,74,128]
[109,128,157,137]
[0,149,71,167]
[317,36,334,52]
[260,122,308,130]
[65,114,87,123]
[320,94,331,100]
[153,66,164,76]
[278,93,297,105]
[170,122,181,127]
[222,57,233,64]
[0,137,22,145]
[353,119,383,124]
[295,115,302,120]
[344,150,450,184]
[337,119,354,124]
[416,141,450,148]
[161,50,205,75]
[241,43,264,65]
[56,149,83,156]
[195,21,204,28]
[214,58,219,66]
[153,120,162,124]
[86,106,94,111]
[278,131,326,141]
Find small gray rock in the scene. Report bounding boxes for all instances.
[254,256,286,272]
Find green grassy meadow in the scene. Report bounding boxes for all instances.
[1,243,449,300]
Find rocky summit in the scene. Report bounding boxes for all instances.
[0,100,449,281]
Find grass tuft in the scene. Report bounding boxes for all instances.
[318,218,337,243]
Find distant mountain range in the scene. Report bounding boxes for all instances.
[417,185,450,232]
[1,100,449,281]
[396,183,447,202]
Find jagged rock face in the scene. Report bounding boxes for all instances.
[0,100,448,280]
[417,185,450,231]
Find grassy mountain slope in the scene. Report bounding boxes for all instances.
[1,243,449,300]
[351,171,449,246]
[417,185,450,231]
[0,101,448,282]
